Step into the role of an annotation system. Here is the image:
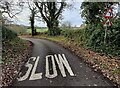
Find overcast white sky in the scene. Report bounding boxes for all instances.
[6,1,84,27]
[5,0,119,27]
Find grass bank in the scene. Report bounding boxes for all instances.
[27,28,48,34]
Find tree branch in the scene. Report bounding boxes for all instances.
[0,1,23,18]
[55,2,65,19]
[27,0,33,11]
[35,2,48,23]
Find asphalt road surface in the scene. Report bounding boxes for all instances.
[12,38,115,87]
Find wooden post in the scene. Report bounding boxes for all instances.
[104,26,107,44]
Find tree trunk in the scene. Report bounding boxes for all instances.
[31,21,34,36]
[31,23,34,36]
[30,14,37,36]
[47,20,60,36]
[104,26,107,44]
[35,2,65,36]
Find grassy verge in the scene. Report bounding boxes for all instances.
[2,38,32,86]
[27,28,48,34]
[34,34,120,86]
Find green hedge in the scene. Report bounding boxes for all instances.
[61,19,120,57]
[2,26,17,41]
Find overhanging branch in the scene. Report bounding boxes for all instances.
[35,2,49,23]
[55,2,65,19]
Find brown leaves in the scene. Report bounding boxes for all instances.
[51,38,120,86]
[2,38,32,86]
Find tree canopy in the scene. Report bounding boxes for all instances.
[80,2,116,24]
[34,0,66,36]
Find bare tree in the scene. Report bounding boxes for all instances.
[0,0,24,40]
[34,0,66,36]
[0,0,24,18]
[27,0,38,36]
[0,0,24,29]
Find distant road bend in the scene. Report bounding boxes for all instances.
[13,38,115,87]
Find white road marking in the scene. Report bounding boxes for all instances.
[94,84,98,86]
[88,85,91,86]
[29,56,42,80]
[17,57,36,81]
[86,78,88,80]
[18,54,75,81]
[80,66,82,68]
[55,54,75,77]
[45,55,58,78]
[54,54,66,77]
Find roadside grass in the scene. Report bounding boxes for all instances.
[2,37,31,86]
[27,28,48,34]
[6,25,27,35]
[6,26,48,35]
[34,34,67,42]
[34,34,120,86]
[112,68,120,75]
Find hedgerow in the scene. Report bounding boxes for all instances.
[61,19,120,57]
[2,26,17,41]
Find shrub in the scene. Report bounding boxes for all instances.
[2,26,17,41]
[61,20,120,57]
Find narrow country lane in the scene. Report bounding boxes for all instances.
[12,38,114,87]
